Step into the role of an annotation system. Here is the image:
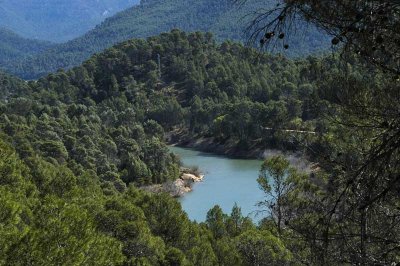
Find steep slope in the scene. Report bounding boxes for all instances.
[0,0,139,42]
[0,29,328,186]
[0,70,31,100]
[0,28,54,67]
[0,30,398,265]
[3,0,329,79]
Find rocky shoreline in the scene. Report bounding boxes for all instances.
[166,129,313,173]
[141,171,204,198]
[166,129,264,159]
[142,130,316,197]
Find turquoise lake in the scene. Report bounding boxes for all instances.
[169,146,265,222]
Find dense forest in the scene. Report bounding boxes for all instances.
[1,30,325,187]
[0,28,54,68]
[2,27,398,264]
[0,30,318,265]
[0,0,329,80]
[0,0,139,42]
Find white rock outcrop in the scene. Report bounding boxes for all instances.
[181,173,204,182]
[141,172,204,197]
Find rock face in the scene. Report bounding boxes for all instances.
[165,179,193,197]
[181,173,204,183]
[141,172,204,197]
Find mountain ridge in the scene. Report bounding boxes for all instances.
[0,27,54,68]
[0,0,329,79]
[0,0,140,42]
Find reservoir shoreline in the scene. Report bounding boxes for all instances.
[141,170,204,198]
[168,146,265,221]
[166,130,312,173]
[141,136,314,219]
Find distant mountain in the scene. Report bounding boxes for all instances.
[1,0,329,79]
[0,0,139,42]
[0,28,54,68]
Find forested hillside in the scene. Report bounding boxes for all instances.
[1,29,398,265]
[0,30,329,265]
[1,30,323,187]
[0,0,139,42]
[1,0,400,262]
[0,28,54,67]
[1,0,329,80]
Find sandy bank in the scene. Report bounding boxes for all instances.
[141,172,204,198]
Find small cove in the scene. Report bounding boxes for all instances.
[169,146,266,222]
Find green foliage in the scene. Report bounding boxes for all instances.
[0,28,54,71]
[258,155,290,195]
[3,29,396,265]
[235,229,292,265]
[0,133,296,265]
[0,30,328,188]
[1,0,328,79]
[206,205,228,239]
[258,155,308,235]
[0,138,124,265]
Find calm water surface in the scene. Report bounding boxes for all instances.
[169,146,265,222]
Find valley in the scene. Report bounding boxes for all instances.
[0,0,329,79]
[0,0,399,265]
[0,0,140,42]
